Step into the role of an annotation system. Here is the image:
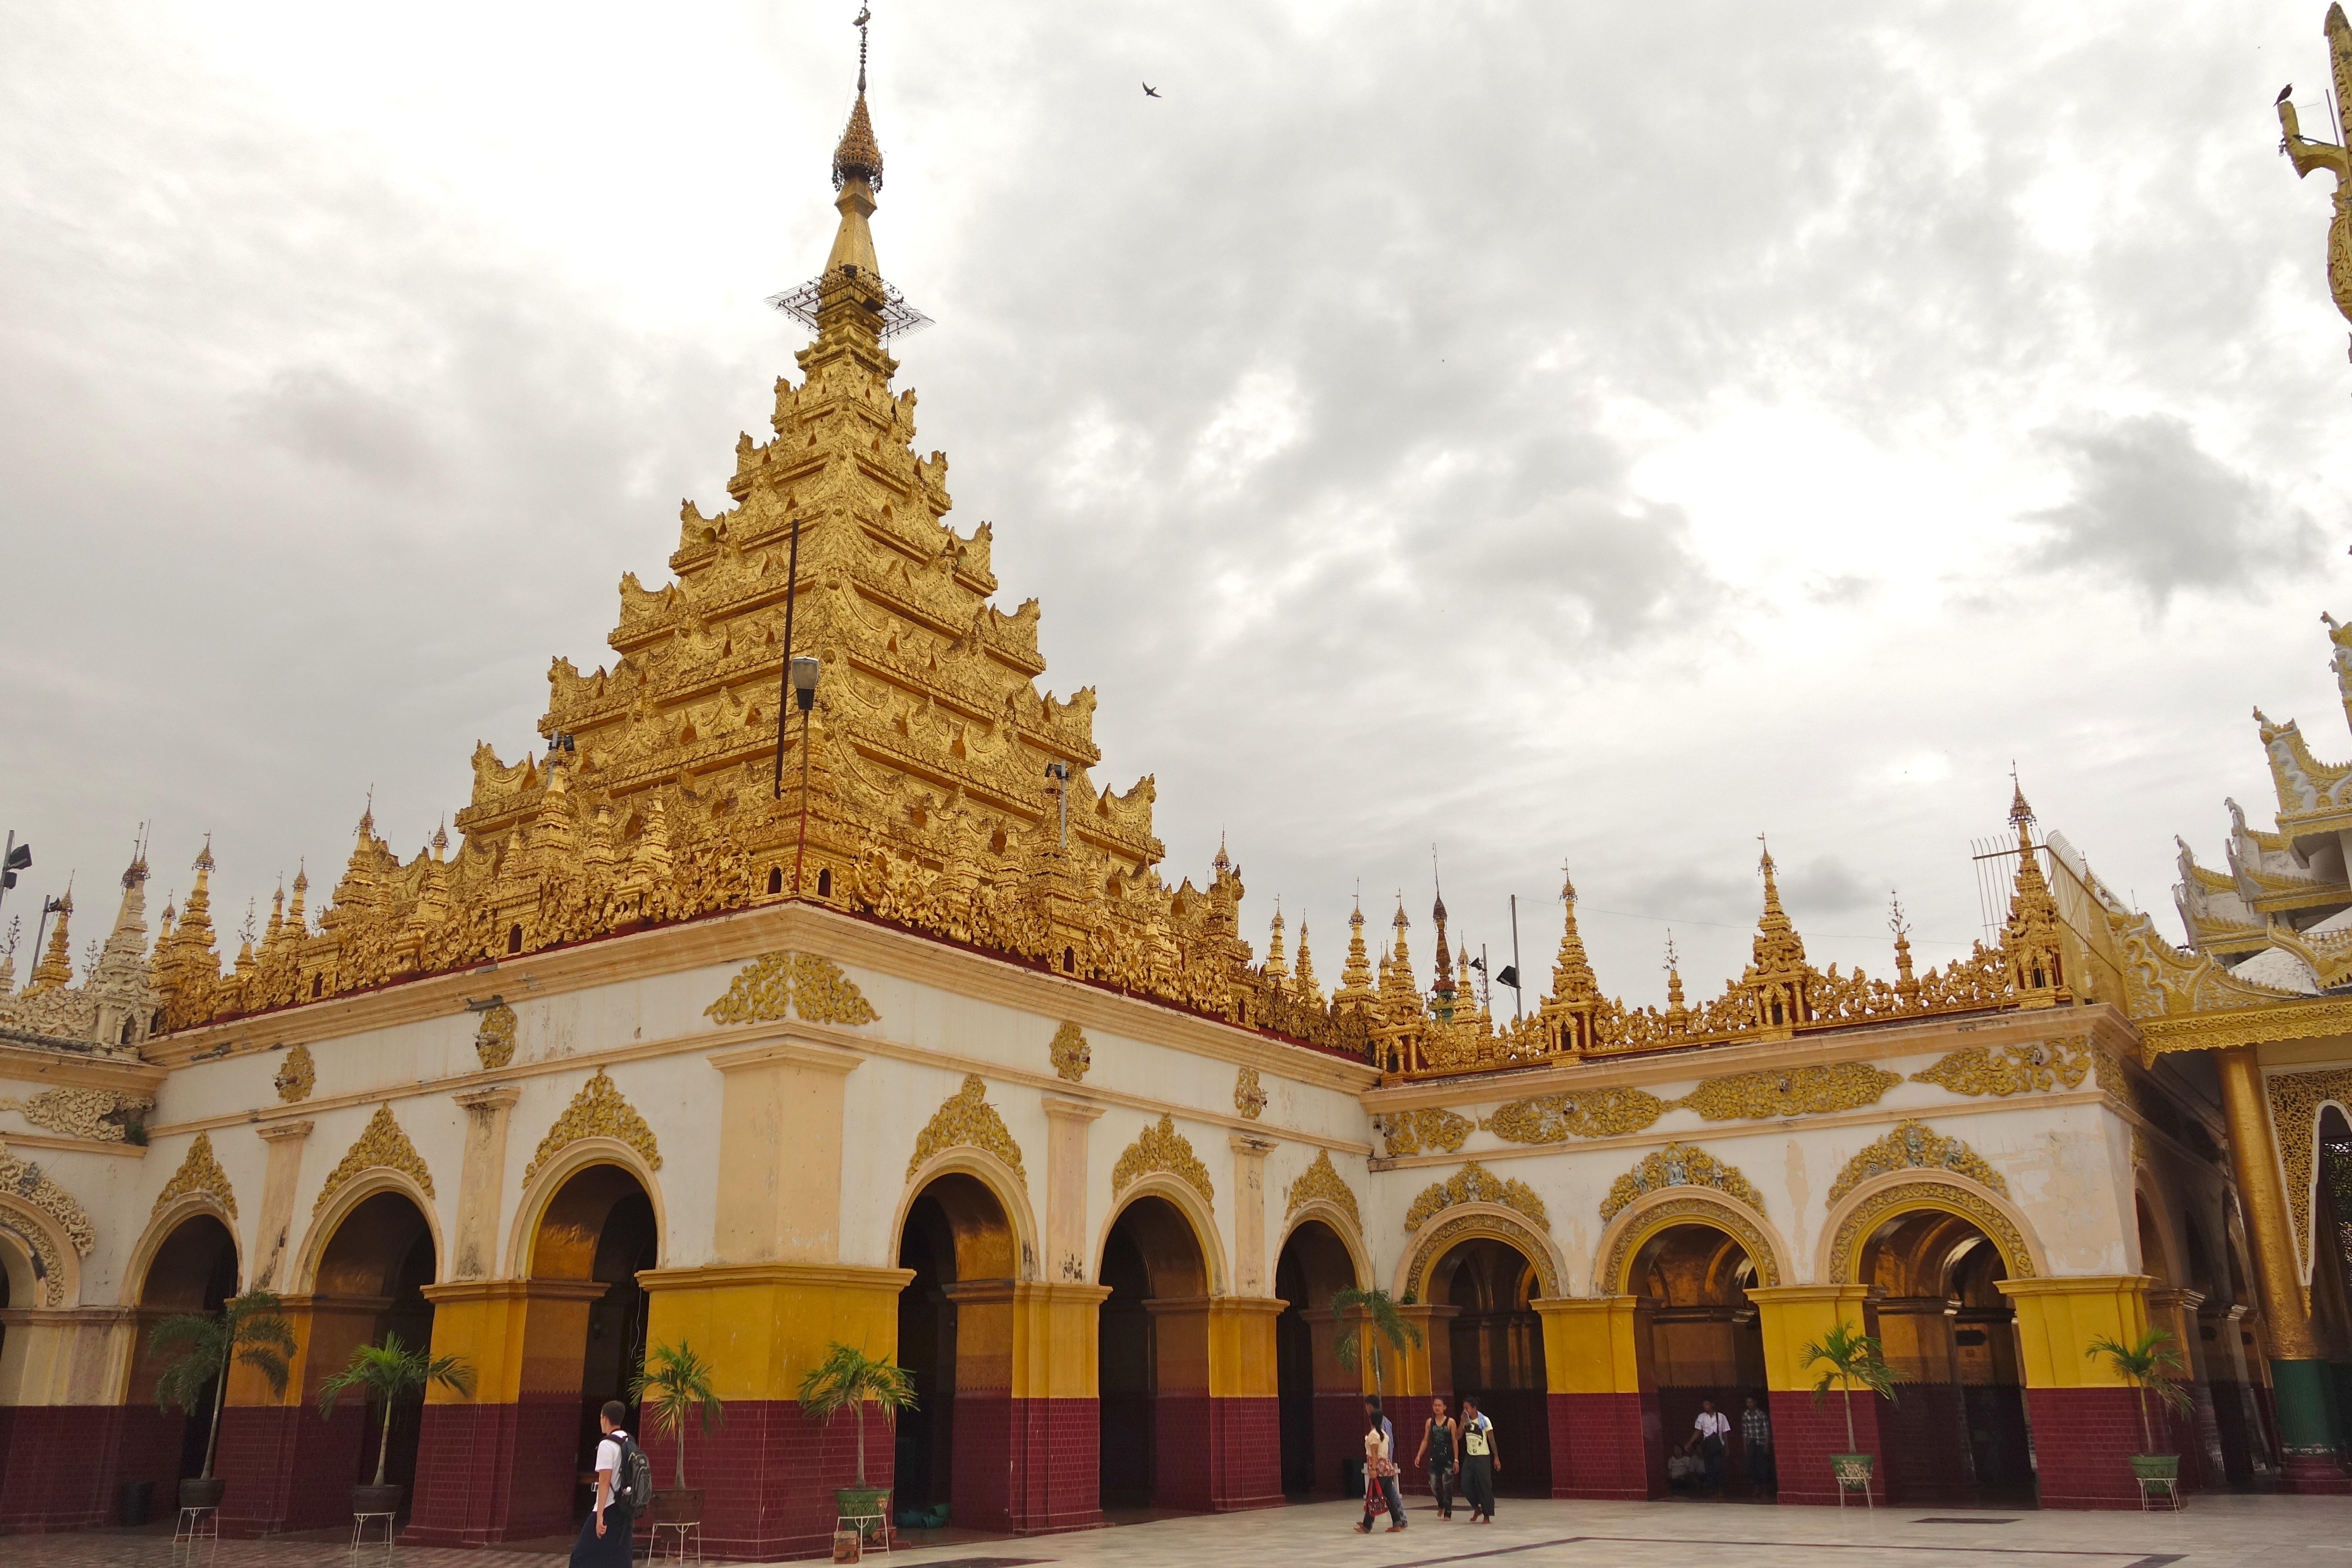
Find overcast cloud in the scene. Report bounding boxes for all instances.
[2,0,2347,1009]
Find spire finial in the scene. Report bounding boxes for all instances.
[855,4,870,93]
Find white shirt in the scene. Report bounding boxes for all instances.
[594,1431,629,1515]
[1693,1411,1732,1439]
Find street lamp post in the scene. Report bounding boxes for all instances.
[790,655,821,894]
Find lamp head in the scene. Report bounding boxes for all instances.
[790,655,822,711]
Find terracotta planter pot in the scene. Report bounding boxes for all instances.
[352,1483,404,1516]
[651,1488,704,1525]
[178,1478,227,1511]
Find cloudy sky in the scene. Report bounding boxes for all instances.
[3,0,2347,1010]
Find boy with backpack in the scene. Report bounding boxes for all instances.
[573,1400,650,1568]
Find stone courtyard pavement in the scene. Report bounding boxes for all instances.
[12,1493,2352,1568]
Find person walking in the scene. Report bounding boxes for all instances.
[1413,1394,1458,1520]
[570,1400,638,1568]
[1458,1393,1500,1524]
[1353,1409,1406,1533]
[1740,1395,1776,1500]
[1683,1399,1731,1498]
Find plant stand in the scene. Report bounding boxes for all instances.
[2131,1455,2184,1513]
[350,1510,398,1560]
[173,1504,220,1564]
[650,1519,702,1563]
[836,1509,891,1554]
[1830,1454,1875,1510]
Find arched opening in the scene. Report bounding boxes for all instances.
[527,1163,658,1529]
[893,1171,1019,1532]
[1272,1219,1358,1497]
[1428,1234,1550,1497]
[128,1214,239,1504]
[1097,1194,1209,1514]
[2311,1109,2352,1390]
[303,1189,438,1518]
[1629,1223,1766,1498]
[1859,1208,2035,1507]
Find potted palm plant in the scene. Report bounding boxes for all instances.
[798,1341,918,1547]
[1800,1320,1903,1498]
[628,1340,725,1525]
[149,1289,298,1510]
[316,1332,475,1516]
[1329,1286,1425,1399]
[2086,1329,2195,1489]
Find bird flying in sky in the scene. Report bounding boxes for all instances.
[1142,82,1160,98]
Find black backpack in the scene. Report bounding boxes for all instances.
[613,1432,653,1513]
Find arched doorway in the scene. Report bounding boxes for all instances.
[304,1189,438,1516]
[894,1171,1020,1531]
[127,1214,239,1506]
[1629,1223,1765,1498]
[1427,1234,1550,1496]
[1859,1208,2034,1507]
[527,1163,659,1529]
[1272,1219,1359,1497]
[1097,1193,1210,1514]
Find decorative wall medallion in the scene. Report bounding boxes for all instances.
[1402,1160,1549,1232]
[474,1005,517,1070]
[2265,1066,2352,1278]
[152,1130,237,1219]
[1830,1178,2035,1279]
[274,1044,317,1102]
[1112,1114,1213,1204]
[1048,1021,1090,1083]
[1233,1067,1267,1121]
[1670,1063,1901,1121]
[1602,1191,1783,1292]
[1409,1208,1560,1298]
[0,1145,96,1263]
[1284,1148,1362,1231]
[523,1069,664,1185]
[1826,1120,2007,1204]
[0,1087,154,1142]
[1599,1142,1764,1223]
[705,950,878,1027]
[0,1211,68,1305]
[1381,1108,1473,1156]
[1910,1035,2092,1097]
[908,1074,1027,1187]
[313,1104,435,1216]
[1482,1087,1664,1143]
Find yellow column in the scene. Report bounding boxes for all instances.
[1746,1283,1875,1394]
[1393,1302,1460,1399]
[447,1087,519,1280]
[0,1305,143,1529]
[707,1037,864,1265]
[1008,1280,1114,1400]
[249,1118,312,1290]
[637,1263,914,1403]
[1228,1135,1274,1298]
[1041,1096,1105,1285]
[1995,1275,2152,1389]
[1534,1296,1653,1498]
[420,1277,610,1406]
[1534,1296,1647,1397]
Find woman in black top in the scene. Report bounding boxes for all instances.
[1413,1395,1458,1520]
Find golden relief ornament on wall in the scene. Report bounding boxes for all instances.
[1830,1178,2034,1279]
[1284,1148,1361,1230]
[0,1087,154,1142]
[1048,1020,1090,1082]
[152,1130,237,1219]
[1599,1142,1764,1223]
[2264,1066,2352,1279]
[1667,1062,1902,1122]
[313,1104,435,1216]
[474,1005,517,1070]
[1409,1208,1560,1298]
[1602,1191,1783,1291]
[1112,1113,1213,1203]
[1910,1036,2091,1097]
[0,1145,97,1263]
[1402,1160,1549,1232]
[1481,1087,1665,1144]
[908,1074,1026,1186]
[1234,1066,1267,1120]
[1381,1108,1473,1157]
[274,1044,316,1102]
[0,1209,69,1307]
[705,950,878,1028]
[1826,1119,2008,1204]
[523,1069,664,1184]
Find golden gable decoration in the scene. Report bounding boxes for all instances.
[524,1069,663,1185]
[1827,1120,2007,1203]
[1410,1209,1560,1296]
[908,1074,1026,1187]
[1048,1021,1090,1082]
[1403,1160,1549,1232]
[1112,1114,1213,1203]
[1284,1148,1361,1230]
[1381,1108,1473,1157]
[153,1131,237,1219]
[0,1205,69,1306]
[705,951,878,1028]
[274,1044,316,1102]
[1603,1191,1783,1291]
[474,1004,518,1070]
[0,1145,96,1260]
[0,1087,153,1142]
[1599,1142,1763,1223]
[1234,1066,1268,1120]
[2266,1066,2352,1280]
[1831,1178,2035,1279]
[313,1105,435,1216]
[1670,1063,1901,1122]
[1911,1036,2091,1097]
[1482,1087,1664,1143]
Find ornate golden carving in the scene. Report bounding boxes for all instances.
[1600,1142,1763,1223]
[0,1207,69,1306]
[1826,1120,2007,1204]
[1409,1208,1559,1298]
[908,1074,1026,1187]
[1601,1191,1782,1292]
[2265,1066,2352,1280]
[0,1144,96,1261]
[1482,1086,1664,1143]
[1669,1063,1902,1121]
[523,1069,663,1185]
[1284,1148,1361,1231]
[1112,1114,1212,1203]
[474,1005,517,1070]
[1829,1178,2035,1279]
[1911,1035,2092,1096]
[1234,1066,1267,1121]
[1402,1160,1549,1233]
[1048,1020,1090,1082]
[2278,12,2352,341]
[274,1044,317,1102]
[313,1104,435,1216]
[1381,1108,1473,1157]
[152,1131,237,1219]
[704,950,877,1027]
[0,1087,153,1142]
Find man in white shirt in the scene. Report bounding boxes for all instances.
[1683,1400,1732,1498]
[570,1399,635,1567]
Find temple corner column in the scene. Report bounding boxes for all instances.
[1011,1093,1109,1533]
[1534,1295,1658,1501]
[1997,1272,2157,1510]
[1747,1283,1881,1507]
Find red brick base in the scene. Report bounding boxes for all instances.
[212,1401,373,1535]
[1770,1388,1886,1507]
[404,1396,580,1545]
[1547,1391,1660,1499]
[0,1405,131,1531]
[2024,1387,2158,1510]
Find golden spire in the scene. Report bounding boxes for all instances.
[825,7,885,280]
[1890,889,1919,1004]
[1292,916,1320,1003]
[1430,860,1456,1012]
[1335,900,1376,1007]
[287,862,307,934]
[26,883,74,993]
[2001,778,2071,1008]
[1750,835,1806,969]
[1662,931,1688,1029]
[1549,863,1600,1004]
[1264,901,1288,985]
[2277,6,2352,349]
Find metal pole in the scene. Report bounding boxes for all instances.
[0,832,12,918]
[772,518,802,799]
[1509,893,1523,1022]
[1480,942,1491,1014]
[793,701,815,895]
